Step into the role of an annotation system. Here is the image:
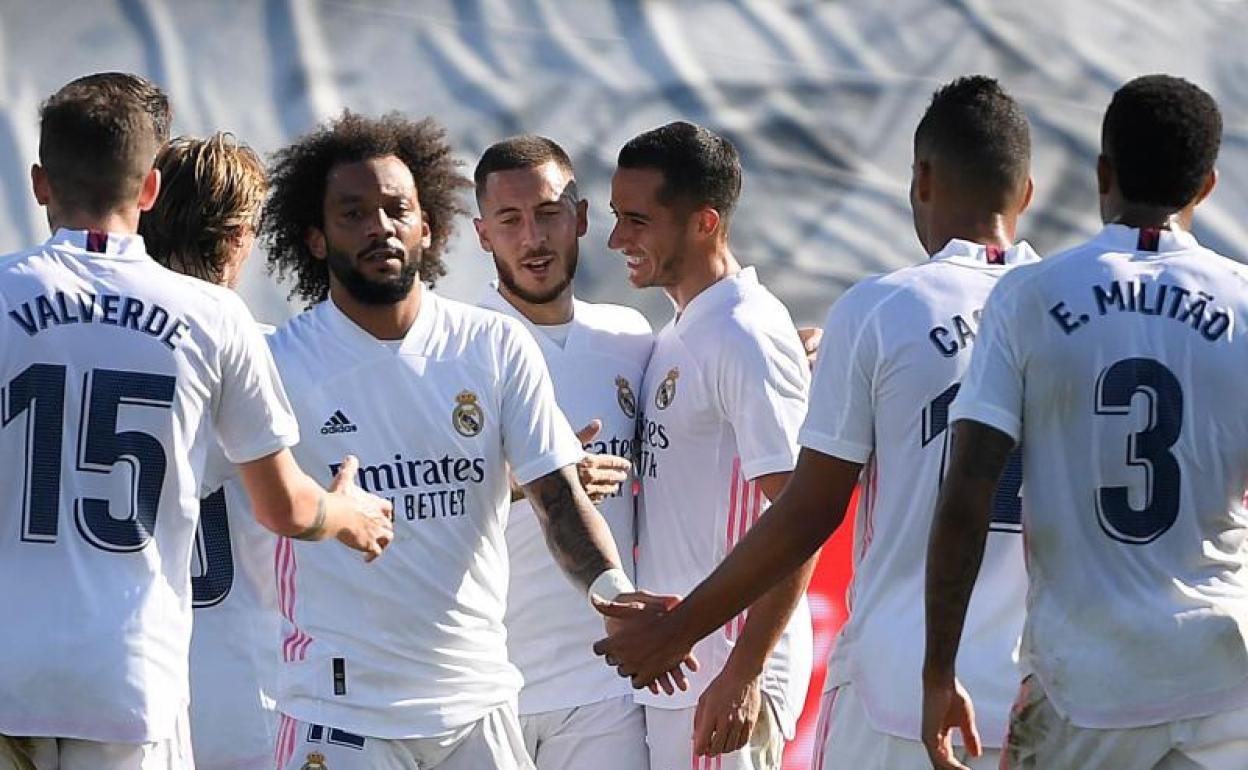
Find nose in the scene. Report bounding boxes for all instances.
[519,214,543,250]
[608,221,625,251]
[368,208,397,241]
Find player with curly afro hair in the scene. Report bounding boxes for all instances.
[262,111,470,306]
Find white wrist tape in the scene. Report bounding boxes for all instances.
[588,568,635,605]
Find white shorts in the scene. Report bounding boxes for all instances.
[274,703,533,770]
[1002,675,1248,770]
[0,715,194,770]
[520,694,647,770]
[643,698,783,770]
[811,684,999,770]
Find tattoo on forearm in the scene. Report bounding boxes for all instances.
[530,467,614,590]
[292,493,328,541]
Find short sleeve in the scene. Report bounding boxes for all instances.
[498,319,585,485]
[949,276,1026,441]
[716,324,810,481]
[797,287,880,464]
[212,294,299,464]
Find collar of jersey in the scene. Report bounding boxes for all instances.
[48,228,148,260]
[1095,223,1201,253]
[931,238,1037,266]
[480,282,585,353]
[322,288,438,355]
[674,266,758,328]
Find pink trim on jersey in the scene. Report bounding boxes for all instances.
[276,538,313,662]
[723,458,764,641]
[275,713,297,769]
[692,754,723,770]
[811,686,839,769]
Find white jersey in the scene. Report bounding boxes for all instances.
[953,224,1248,728]
[802,239,1038,747]
[271,291,584,739]
[188,325,281,770]
[635,267,813,737]
[479,287,654,715]
[0,229,297,742]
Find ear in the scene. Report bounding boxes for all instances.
[137,168,161,212]
[473,217,492,252]
[914,159,933,203]
[575,197,589,238]
[419,215,432,249]
[1019,175,1035,214]
[1193,168,1217,207]
[30,164,50,205]
[306,227,327,261]
[1096,154,1113,196]
[696,206,721,238]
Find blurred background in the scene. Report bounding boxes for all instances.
[2,1,1246,766]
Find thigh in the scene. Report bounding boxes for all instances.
[434,704,534,770]
[0,737,49,770]
[643,706,696,770]
[275,715,404,770]
[1171,702,1248,770]
[60,715,194,770]
[530,697,647,770]
[1001,677,1169,770]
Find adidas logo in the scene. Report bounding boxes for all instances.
[320,410,358,435]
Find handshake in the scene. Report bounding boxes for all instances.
[591,590,697,695]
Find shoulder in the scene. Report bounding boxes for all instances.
[714,287,804,373]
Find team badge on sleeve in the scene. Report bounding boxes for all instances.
[452,390,485,437]
[615,375,637,418]
[655,367,679,410]
[300,752,328,770]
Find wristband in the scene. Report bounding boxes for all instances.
[588,568,635,605]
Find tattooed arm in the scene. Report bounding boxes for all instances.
[921,419,1016,770]
[524,464,623,592]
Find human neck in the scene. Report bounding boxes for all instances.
[1104,203,1192,232]
[329,281,424,341]
[924,212,1014,256]
[50,207,141,236]
[499,282,573,326]
[665,243,740,312]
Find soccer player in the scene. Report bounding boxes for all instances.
[139,132,280,770]
[923,75,1248,769]
[472,135,651,769]
[602,121,814,769]
[260,112,669,770]
[0,74,391,770]
[593,78,1037,770]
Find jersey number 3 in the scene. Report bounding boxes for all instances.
[3,363,175,552]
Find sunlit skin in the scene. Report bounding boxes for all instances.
[474,161,587,326]
[306,155,431,340]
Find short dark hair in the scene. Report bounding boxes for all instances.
[1103,74,1222,208]
[140,133,267,284]
[261,111,471,304]
[473,135,576,205]
[617,121,742,220]
[39,72,171,216]
[914,76,1031,205]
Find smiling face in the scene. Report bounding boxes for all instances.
[607,166,692,289]
[474,160,586,307]
[309,154,431,305]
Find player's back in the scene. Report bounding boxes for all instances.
[966,224,1248,728]
[0,229,289,743]
[811,239,1035,745]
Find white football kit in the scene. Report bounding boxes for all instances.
[268,291,582,762]
[953,225,1248,765]
[188,326,281,770]
[801,239,1038,768]
[0,231,297,750]
[479,287,651,769]
[635,267,812,769]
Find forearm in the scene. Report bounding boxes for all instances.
[724,553,819,678]
[527,464,623,591]
[923,420,1013,680]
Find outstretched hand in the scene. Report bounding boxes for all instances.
[921,675,982,770]
[592,590,699,695]
[574,419,632,503]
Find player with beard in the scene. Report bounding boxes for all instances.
[472,135,651,769]
[260,113,686,770]
[598,122,814,770]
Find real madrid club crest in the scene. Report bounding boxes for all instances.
[615,375,637,419]
[452,390,485,437]
[300,752,328,770]
[655,367,679,410]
